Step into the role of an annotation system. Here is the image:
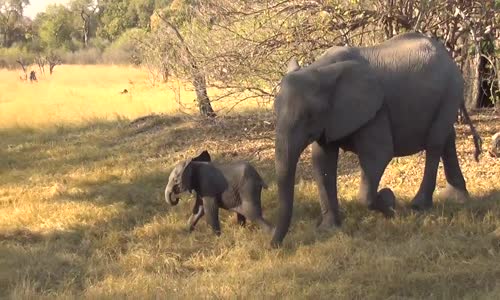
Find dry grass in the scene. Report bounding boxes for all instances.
[0,65,267,128]
[0,66,499,298]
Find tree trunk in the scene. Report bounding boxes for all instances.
[160,61,169,83]
[157,13,215,117]
[193,73,215,117]
[81,11,90,48]
[463,53,481,111]
[49,63,57,75]
[83,28,89,47]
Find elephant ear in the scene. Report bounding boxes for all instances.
[318,61,384,142]
[180,160,194,192]
[192,150,211,162]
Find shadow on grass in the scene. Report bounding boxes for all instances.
[0,227,88,296]
[0,115,185,186]
[275,188,500,250]
[1,111,499,297]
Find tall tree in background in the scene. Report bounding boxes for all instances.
[151,0,215,117]
[0,0,29,47]
[69,0,98,48]
[97,0,136,41]
[199,0,499,110]
[37,4,77,50]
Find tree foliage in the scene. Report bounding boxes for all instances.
[37,5,76,50]
[0,0,29,47]
[1,0,499,113]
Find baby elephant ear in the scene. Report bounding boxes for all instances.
[180,160,194,192]
[192,150,211,162]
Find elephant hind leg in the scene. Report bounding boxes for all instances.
[411,100,458,210]
[237,187,273,233]
[440,129,470,203]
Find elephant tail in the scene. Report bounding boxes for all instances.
[460,103,482,162]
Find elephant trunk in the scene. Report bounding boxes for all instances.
[270,134,303,248]
[165,184,179,206]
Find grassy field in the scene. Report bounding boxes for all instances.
[0,65,266,128]
[0,65,499,298]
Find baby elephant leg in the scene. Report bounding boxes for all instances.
[187,205,204,232]
[202,196,221,236]
[236,213,246,226]
[238,186,274,234]
[377,188,396,217]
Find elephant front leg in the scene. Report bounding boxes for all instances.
[187,195,204,232]
[187,205,204,232]
[353,110,395,216]
[202,197,221,236]
[354,112,395,216]
[312,142,341,229]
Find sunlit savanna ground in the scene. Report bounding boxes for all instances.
[0,65,499,298]
[0,65,265,128]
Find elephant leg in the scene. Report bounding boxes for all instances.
[358,152,394,216]
[187,205,204,232]
[411,103,457,210]
[311,141,341,229]
[236,213,246,226]
[202,197,221,236]
[353,110,395,216]
[440,130,470,202]
[254,217,274,234]
[236,186,273,233]
[410,150,441,210]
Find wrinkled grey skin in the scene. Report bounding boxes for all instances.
[271,32,482,247]
[165,150,273,235]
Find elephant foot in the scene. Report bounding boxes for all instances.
[316,213,341,231]
[438,184,470,203]
[270,237,283,249]
[368,188,396,217]
[256,218,274,234]
[375,188,396,217]
[410,193,433,211]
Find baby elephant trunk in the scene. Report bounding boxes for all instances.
[165,185,180,206]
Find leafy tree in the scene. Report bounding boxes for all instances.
[69,0,98,47]
[151,0,215,116]
[37,4,77,50]
[0,0,29,47]
[96,0,136,41]
[198,0,499,109]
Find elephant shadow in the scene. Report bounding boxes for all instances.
[269,188,500,249]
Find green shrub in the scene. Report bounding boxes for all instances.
[62,47,103,65]
[0,47,35,69]
[102,28,146,65]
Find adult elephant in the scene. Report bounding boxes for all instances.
[271,32,482,247]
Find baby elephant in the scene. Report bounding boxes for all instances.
[165,150,273,235]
